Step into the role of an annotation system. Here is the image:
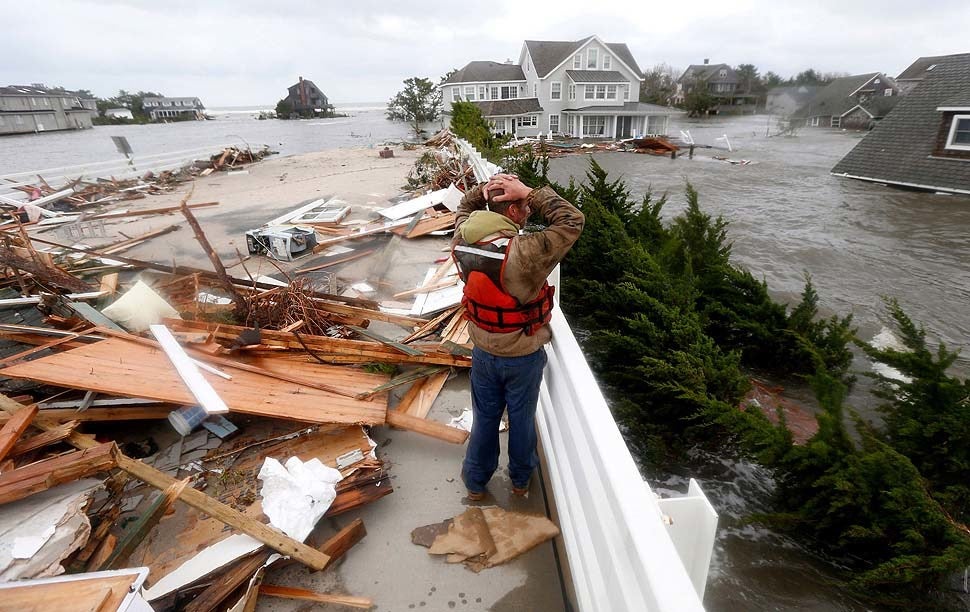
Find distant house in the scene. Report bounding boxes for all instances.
[795,73,900,129]
[143,97,205,121]
[104,108,134,120]
[765,85,818,116]
[440,35,681,139]
[832,53,970,195]
[0,84,94,135]
[895,56,948,95]
[282,77,333,116]
[673,61,758,113]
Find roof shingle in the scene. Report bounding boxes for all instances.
[566,70,627,83]
[442,62,526,85]
[471,98,543,116]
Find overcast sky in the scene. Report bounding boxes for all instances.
[5,0,968,107]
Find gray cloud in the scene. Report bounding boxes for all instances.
[3,0,967,106]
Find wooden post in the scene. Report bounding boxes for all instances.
[179,196,245,312]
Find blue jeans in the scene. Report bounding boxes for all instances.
[462,346,547,493]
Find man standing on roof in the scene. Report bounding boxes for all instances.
[452,173,584,501]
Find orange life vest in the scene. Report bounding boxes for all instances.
[452,236,555,336]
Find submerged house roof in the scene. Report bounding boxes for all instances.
[795,73,884,118]
[832,53,970,195]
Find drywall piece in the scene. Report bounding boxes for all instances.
[141,534,263,601]
[0,478,102,580]
[102,280,180,332]
[258,457,343,541]
[150,325,229,415]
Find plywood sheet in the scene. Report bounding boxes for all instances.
[2,339,387,426]
[0,571,138,612]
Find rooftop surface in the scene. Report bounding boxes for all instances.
[103,147,567,611]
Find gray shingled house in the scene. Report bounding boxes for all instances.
[280,77,333,117]
[832,53,970,196]
[440,35,680,139]
[795,73,900,129]
[673,61,758,113]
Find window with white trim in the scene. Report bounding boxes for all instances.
[587,48,598,69]
[583,115,606,136]
[811,117,820,127]
[831,116,841,128]
[464,86,476,101]
[719,69,727,78]
[533,83,537,98]
[573,54,581,69]
[479,86,486,100]
[623,84,629,101]
[607,85,617,100]
[568,84,576,100]
[500,85,517,99]
[549,114,559,133]
[595,85,606,100]
[884,89,893,96]
[945,115,970,150]
[603,55,612,70]
[516,115,537,128]
[452,87,460,102]
[551,82,562,100]
[490,86,499,99]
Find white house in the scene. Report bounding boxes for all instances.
[441,35,681,139]
[142,96,205,121]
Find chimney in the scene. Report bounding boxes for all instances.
[505,59,512,65]
[703,59,709,65]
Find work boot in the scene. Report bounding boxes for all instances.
[511,484,529,497]
[466,489,486,502]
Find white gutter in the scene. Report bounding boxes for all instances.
[832,171,970,196]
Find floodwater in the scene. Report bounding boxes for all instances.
[0,104,417,175]
[547,115,970,611]
[3,111,968,609]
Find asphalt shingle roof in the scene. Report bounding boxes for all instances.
[832,53,970,194]
[680,64,739,84]
[472,98,543,116]
[941,87,970,107]
[525,38,643,78]
[442,62,526,85]
[897,55,948,81]
[795,73,879,118]
[0,85,87,97]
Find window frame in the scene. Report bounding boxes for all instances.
[452,87,461,102]
[549,113,559,133]
[603,55,612,70]
[479,86,486,100]
[551,82,562,100]
[583,115,606,137]
[606,85,617,100]
[595,85,606,100]
[568,84,576,100]
[500,85,517,99]
[945,115,970,151]
[516,115,537,128]
[464,85,476,101]
[573,54,581,69]
[490,86,499,100]
[587,48,598,69]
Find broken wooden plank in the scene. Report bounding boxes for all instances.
[104,477,190,570]
[9,420,77,457]
[258,585,373,609]
[0,442,117,505]
[0,406,173,423]
[346,325,425,357]
[356,366,447,400]
[114,453,331,570]
[0,242,92,292]
[0,402,38,462]
[85,533,117,572]
[182,550,273,612]
[295,248,376,274]
[149,325,229,415]
[400,305,460,344]
[180,197,245,309]
[3,337,387,426]
[398,370,450,419]
[384,410,469,445]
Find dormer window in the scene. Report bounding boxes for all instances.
[603,55,612,70]
[573,54,581,69]
[884,89,893,96]
[945,115,970,151]
[587,48,598,69]
[719,69,727,78]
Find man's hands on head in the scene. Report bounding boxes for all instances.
[483,174,532,203]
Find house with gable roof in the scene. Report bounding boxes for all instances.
[832,53,970,195]
[673,61,758,113]
[440,35,681,139]
[795,73,900,129]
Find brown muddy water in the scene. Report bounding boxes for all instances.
[549,115,970,611]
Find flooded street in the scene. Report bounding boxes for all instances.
[549,115,970,610]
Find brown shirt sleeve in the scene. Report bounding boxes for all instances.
[503,186,585,303]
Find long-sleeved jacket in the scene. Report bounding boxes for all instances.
[454,184,585,356]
